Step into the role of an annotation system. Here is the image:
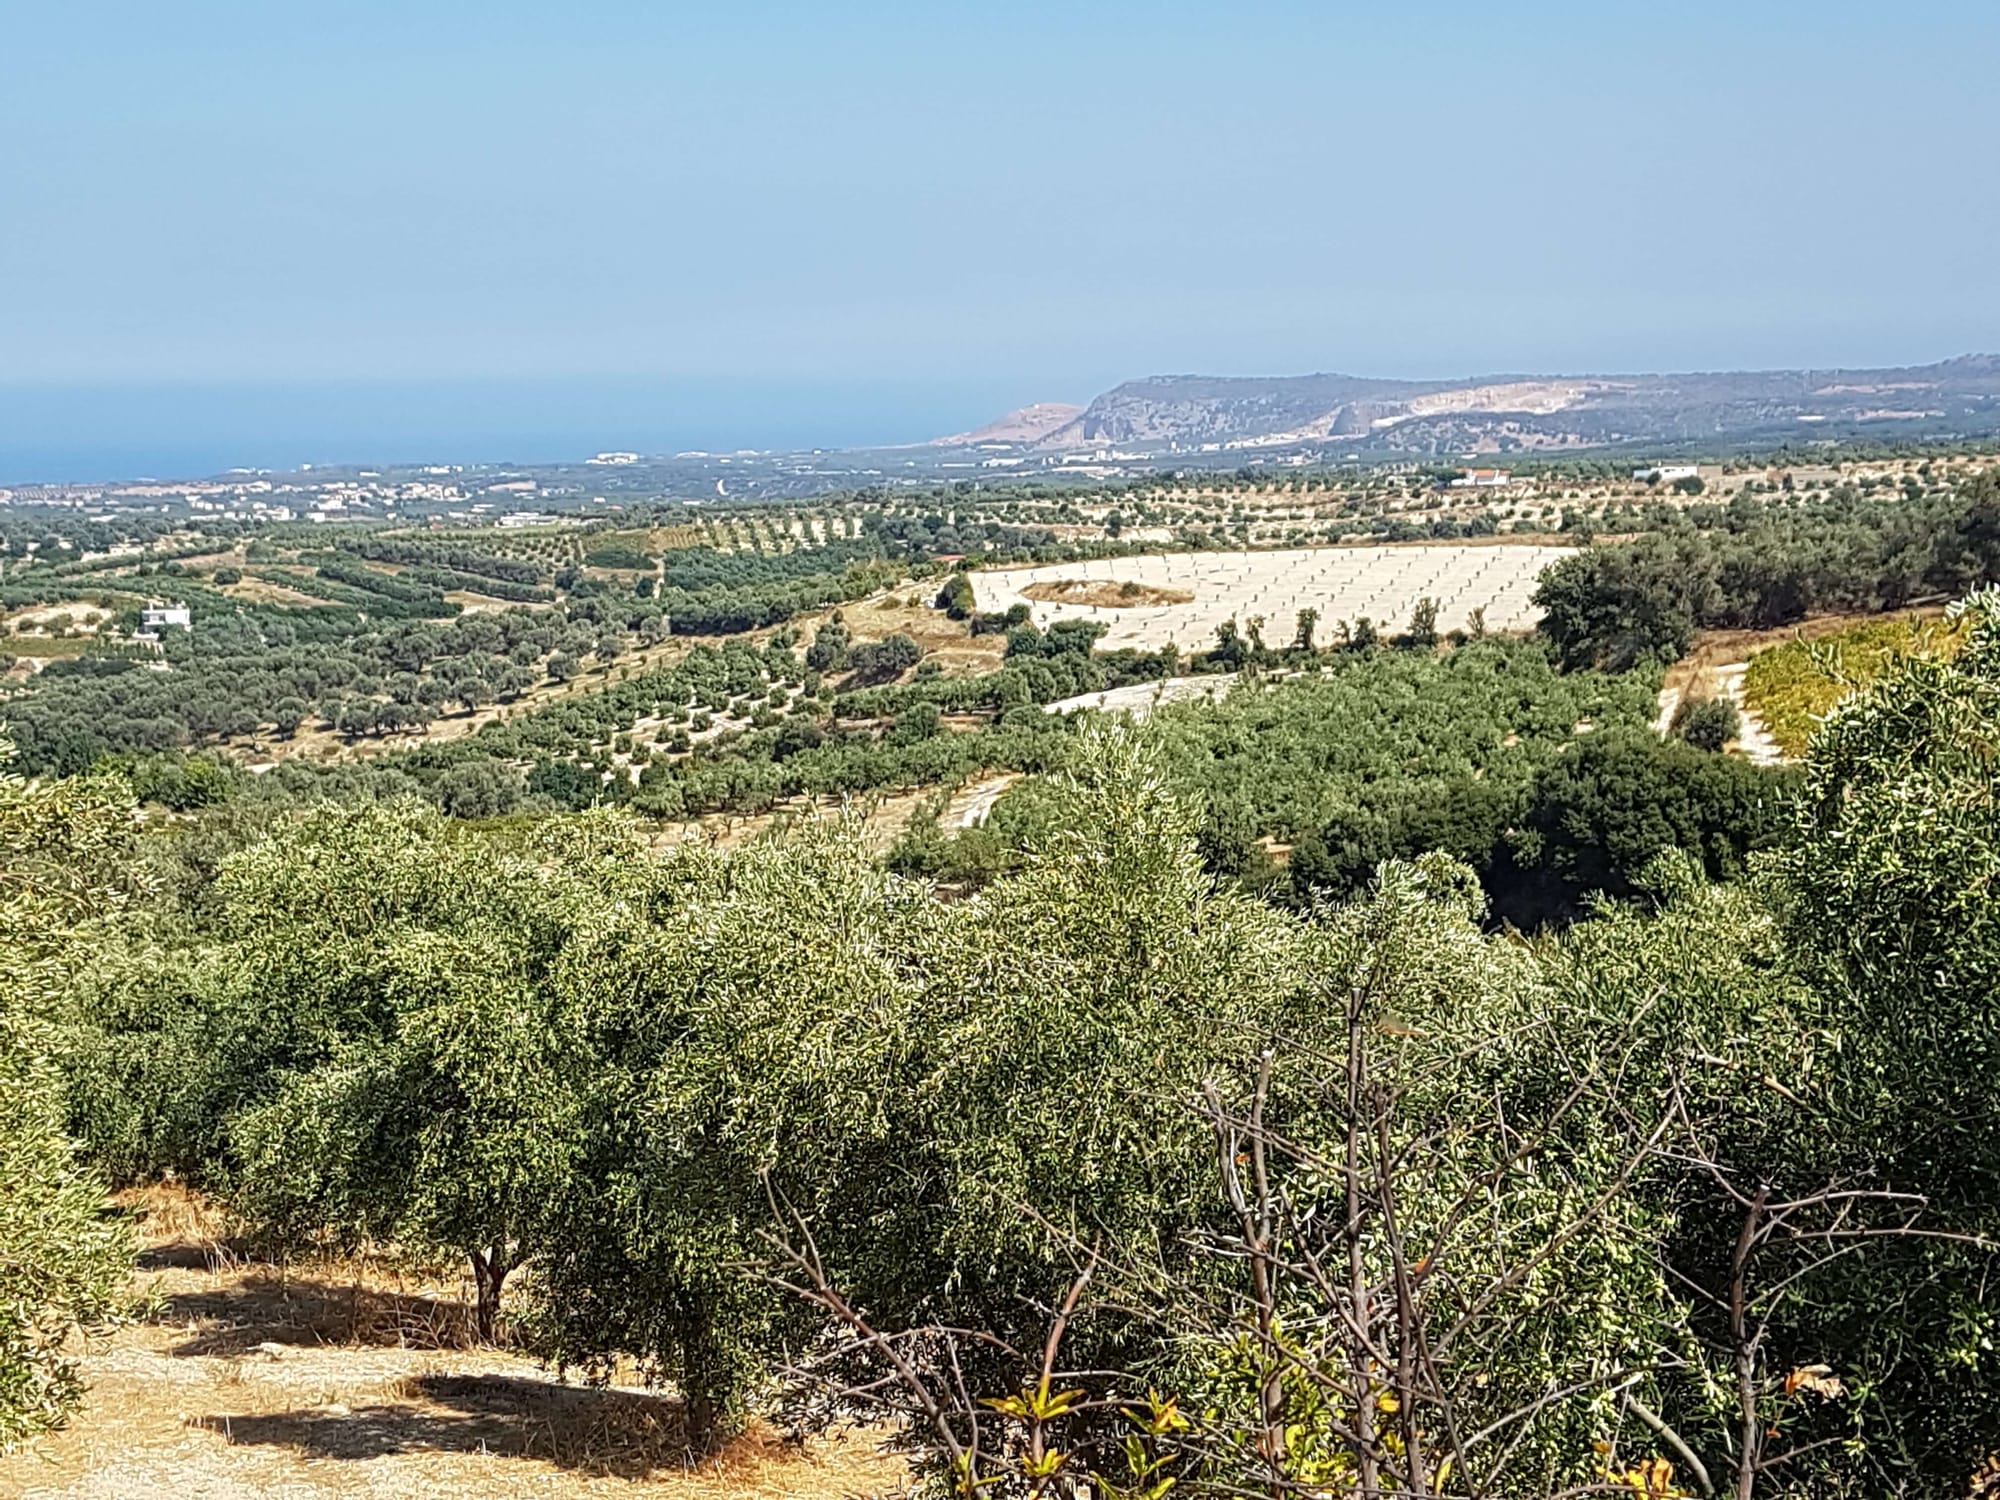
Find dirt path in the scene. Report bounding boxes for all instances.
[0,1194,904,1500]
[1710,663,1783,765]
[1652,663,1782,764]
[943,772,1019,829]
[1652,683,1684,737]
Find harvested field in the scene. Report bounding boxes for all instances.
[970,545,1573,651]
[1020,579,1193,608]
[0,1186,906,1500]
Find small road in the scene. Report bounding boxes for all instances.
[1710,663,1784,764]
[945,773,1020,829]
[1653,663,1783,764]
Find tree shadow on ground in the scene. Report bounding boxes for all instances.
[159,1274,479,1356]
[137,1243,233,1272]
[197,1373,693,1477]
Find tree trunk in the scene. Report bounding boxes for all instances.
[1345,983,1383,1500]
[469,1245,511,1345]
[1732,1189,1768,1500]
[680,1301,730,1454]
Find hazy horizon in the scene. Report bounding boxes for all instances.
[8,344,2000,486]
[8,0,2000,483]
[8,343,2000,485]
[0,375,1087,485]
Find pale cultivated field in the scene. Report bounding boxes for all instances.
[969,545,1574,651]
[1042,674,1241,719]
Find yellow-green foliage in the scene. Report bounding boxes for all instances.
[0,749,135,1448]
[1743,614,1966,756]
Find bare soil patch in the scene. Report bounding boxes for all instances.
[0,1185,905,1500]
[947,772,1019,829]
[1021,579,1195,608]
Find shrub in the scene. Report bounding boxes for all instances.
[1668,693,1739,751]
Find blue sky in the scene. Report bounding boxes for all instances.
[4,1,1998,476]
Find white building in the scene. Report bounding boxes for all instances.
[1634,464,1701,483]
[140,603,192,631]
[1449,468,1514,488]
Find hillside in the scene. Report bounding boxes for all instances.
[927,401,1084,446]
[940,354,2000,458]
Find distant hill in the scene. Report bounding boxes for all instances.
[936,356,2000,458]
[928,402,1084,447]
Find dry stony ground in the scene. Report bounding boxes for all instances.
[0,1189,906,1500]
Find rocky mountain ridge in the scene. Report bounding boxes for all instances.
[941,356,2000,458]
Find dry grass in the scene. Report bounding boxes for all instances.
[173,549,249,572]
[1740,611,1966,757]
[3,602,115,634]
[1021,579,1194,608]
[830,590,1006,677]
[123,1180,234,1246]
[0,1184,907,1500]
[1650,609,1953,764]
[220,575,327,606]
[0,636,92,659]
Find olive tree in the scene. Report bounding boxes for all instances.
[71,801,635,1343]
[0,746,131,1448]
[527,729,1317,1449]
[1762,588,2000,1484]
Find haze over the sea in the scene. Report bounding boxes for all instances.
[7,2,1997,483]
[0,377,1071,485]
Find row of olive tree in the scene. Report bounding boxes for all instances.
[1534,470,2000,669]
